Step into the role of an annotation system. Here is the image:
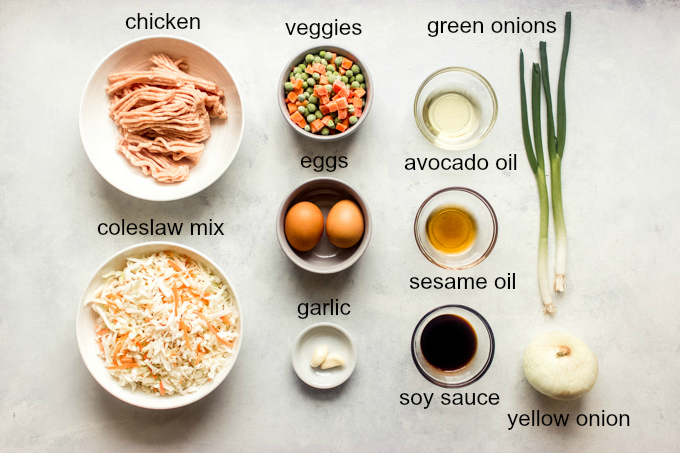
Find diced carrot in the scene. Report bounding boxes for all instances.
[355,107,362,118]
[338,87,350,99]
[302,100,308,107]
[332,79,345,93]
[336,97,349,109]
[319,104,330,115]
[320,115,332,126]
[287,92,298,103]
[320,94,330,105]
[293,78,303,90]
[341,58,353,70]
[335,121,348,132]
[314,85,327,97]
[353,98,363,109]
[327,101,339,112]
[339,68,346,75]
[290,111,304,124]
[354,87,366,98]
[311,119,324,133]
[327,53,336,64]
[320,75,328,85]
[287,103,297,114]
[313,63,325,73]
[305,65,314,75]
[293,88,303,96]
[337,108,348,120]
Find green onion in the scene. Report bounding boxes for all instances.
[520,51,555,314]
[540,12,571,292]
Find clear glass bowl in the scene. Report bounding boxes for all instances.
[414,67,497,150]
[411,305,495,388]
[414,187,498,270]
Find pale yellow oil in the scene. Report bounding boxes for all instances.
[423,92,480,139]
[426,206,477,254]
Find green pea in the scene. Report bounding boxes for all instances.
[360,83,366,89]
[284,82,294,91]
[351,65,360,74]
[303,92,310,99]
[327,120,335,129]
[299,63,307,70]
[325,84,332,93]
[341,76,349,84]
[333,71,339,76]
[319,51,326,58]
[328,74,337,84]
[307,78,316,86]
[351,81,360,89]
[298,105,306,114]
[294,67,302,74]
[298,94,305,102]
[325,71,332,78]
[307,114,316,123]
[326,64,334,72]
[308,95,319,104]
[321,59,328,66]
[289,72,295,79]
[321,127,330,135]
[345,70,353,78]
[305,54,314,63]
[302,82,308,89]
[315,110,323,119]
[307,103,317,113]
[295,73,305,80]
[335,57,343,66]
[349,116,358,125]
[348,105,355,114]
[306,87,314,94]
[349,77,355,84]
[305,124,311,132]
[356,74,365,83]
[312,73,320,81]
[314,56,321,63]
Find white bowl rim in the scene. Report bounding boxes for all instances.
[75,241,243,409]
[277,43,373,142]
[275,176,373,274]
[79,35,245,201]
[291,322,357,389]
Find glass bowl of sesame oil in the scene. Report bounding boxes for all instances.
[414,187,498,270]
[414,67,497,150]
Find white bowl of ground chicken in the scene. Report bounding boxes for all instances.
[80,36,244,201]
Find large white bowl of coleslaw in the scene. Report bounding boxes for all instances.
[76,242,243,409]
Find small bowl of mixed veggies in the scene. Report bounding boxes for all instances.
[278,45,372,140]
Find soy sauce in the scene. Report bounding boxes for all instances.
[420,314,477,371]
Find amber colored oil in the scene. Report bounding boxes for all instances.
[426,206,477,254]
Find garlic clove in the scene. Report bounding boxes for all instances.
[320,353,346,369]
[310,345,329,368]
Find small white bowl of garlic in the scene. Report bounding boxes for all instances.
[292,323,357,389]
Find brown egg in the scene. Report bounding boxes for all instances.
[284,201,324,252]
[326,200,365,248]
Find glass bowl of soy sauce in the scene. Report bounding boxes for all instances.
[411,305,494,388]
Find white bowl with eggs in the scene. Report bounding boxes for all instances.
[276,177,372,274]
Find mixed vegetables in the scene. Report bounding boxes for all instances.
[284,50,367,135]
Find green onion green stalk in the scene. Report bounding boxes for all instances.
[540,12,571,293]
[520,51,555,314]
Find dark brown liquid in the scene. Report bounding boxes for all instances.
[420,314,477,371]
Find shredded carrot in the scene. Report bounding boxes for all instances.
[220,316,232,325]
[198,313,232,347]
[169,260,182,272]
[107,363,139,370]
[172,285,179,315]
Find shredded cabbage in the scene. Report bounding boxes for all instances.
[85,251,239,396]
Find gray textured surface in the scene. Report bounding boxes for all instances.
[1,0,679,451]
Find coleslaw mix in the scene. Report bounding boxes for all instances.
[85,251,239,396]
